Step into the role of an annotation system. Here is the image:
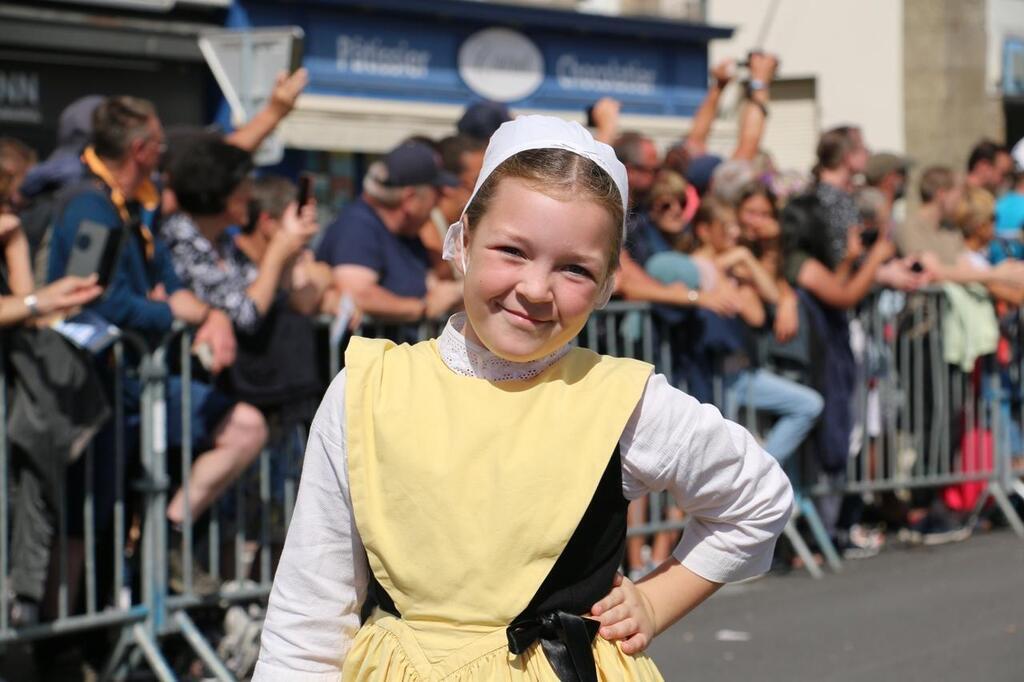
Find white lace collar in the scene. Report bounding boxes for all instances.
[436,313,571,382]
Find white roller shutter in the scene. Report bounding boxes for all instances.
[761,77,818,173]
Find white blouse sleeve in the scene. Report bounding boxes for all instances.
[254,370,368,681]
[620,372,794,583]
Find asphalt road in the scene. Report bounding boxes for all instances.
[647,531,1024,682]
[2,531,1020,680]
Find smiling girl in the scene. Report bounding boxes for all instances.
[255,116,792,681]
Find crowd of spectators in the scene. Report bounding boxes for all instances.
[1,49,1024,678]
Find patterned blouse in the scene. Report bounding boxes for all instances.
[162,212,262,334]
[815,182,859,267]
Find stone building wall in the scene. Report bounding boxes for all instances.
[903,0,1004,179]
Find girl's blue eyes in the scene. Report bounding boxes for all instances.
[493,246,595,281]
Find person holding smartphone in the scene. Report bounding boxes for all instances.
[1,168,105,629]
[46,96,270,600]
[0,207,101,326]
[162,139,318,336]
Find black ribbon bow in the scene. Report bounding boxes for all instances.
[506,611,601,682]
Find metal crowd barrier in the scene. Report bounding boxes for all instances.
[806,289,1024,538]
[3,295,1024,679]
[998,308,1024,529]
[0,327,183,679]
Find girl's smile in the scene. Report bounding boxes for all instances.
[499,305,551,326]
[460,177,616,362]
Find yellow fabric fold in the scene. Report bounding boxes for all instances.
[343,610,665,681]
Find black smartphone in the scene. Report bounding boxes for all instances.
[297,173,314,207]
[585,103,597,129]
[65,219,124,287]
[289,31,305,73]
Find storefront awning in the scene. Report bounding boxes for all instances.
[277,93,737,155]
[235,0,732,119]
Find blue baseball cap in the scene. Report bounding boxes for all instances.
[686,153,723,195]
[381,142,460,188]
[457,101,512,142]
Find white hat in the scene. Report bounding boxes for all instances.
[441,115,629,306]
[1013,137,1024,171]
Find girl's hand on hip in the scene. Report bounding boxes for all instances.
[589,572,657,654]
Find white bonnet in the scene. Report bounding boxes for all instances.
[441,115,629,307]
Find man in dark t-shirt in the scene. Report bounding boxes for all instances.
[318,141,463,322]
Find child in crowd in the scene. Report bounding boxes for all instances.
[255,116,792,681]
[681,199,823,467]
[959,186,1024,305]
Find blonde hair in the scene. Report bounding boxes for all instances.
[677,196,733,254]
[463,148,624,277]
[955,186,995,240]
[648,170,688,209]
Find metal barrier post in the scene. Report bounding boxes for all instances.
[92,333,175,679]
[137,347,173,670]
[782,513,823,580]
[163,333,238,679]
[176,610,235,681]
[983,370,1024,538]
[0,337,8,636]
[260,447,272,587]
[798,493,842,572]
[181,333,194,597]
[113,341,127,610]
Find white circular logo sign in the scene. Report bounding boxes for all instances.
[458,28,545,103]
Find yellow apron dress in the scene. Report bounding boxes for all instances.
[343,337,666,682]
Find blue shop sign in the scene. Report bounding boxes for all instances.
[234,1,724,116]
[1006,37,1024,98]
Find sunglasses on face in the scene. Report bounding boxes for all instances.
[653,196,686,213]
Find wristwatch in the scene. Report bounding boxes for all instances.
[687,289,700,304]
[23,294,40,318]
[748,79,767,92]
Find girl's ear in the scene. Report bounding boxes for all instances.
[455,216,472,276]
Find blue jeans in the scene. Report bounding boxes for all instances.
[725,369,824,464]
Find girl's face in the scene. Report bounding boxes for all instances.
[698,210,740,254]
[461,177,614,363]
[737,193,778,241]
[650,193,688,235]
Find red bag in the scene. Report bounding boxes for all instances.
[942,429,993,512]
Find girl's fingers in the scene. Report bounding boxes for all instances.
[593,603,633,627]
[619,632,651,655]
[590,587,625,616]
[598,617,638,641]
